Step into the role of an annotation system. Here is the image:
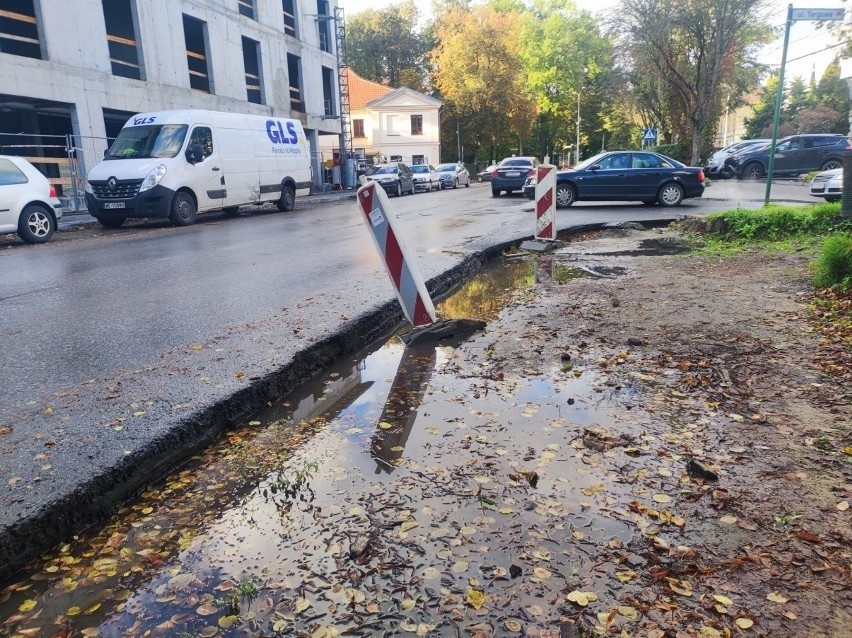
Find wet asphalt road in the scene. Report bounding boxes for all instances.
[0,178,815,580]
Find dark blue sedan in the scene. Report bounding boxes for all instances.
[546,151,705,208]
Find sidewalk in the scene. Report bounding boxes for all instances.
[59,188,358,229]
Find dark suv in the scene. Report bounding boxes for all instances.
[724,134,847,180]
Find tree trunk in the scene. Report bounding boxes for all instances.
[691,126,703,166]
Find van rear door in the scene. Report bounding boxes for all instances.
[185,125,224,211]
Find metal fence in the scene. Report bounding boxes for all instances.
[0,132,111,213]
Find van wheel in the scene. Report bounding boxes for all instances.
[277,185,296,212]
[169,192,196,226]
[96,216,127,228]
[18,204,55,243]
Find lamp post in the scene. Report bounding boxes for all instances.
[575,91,580,166]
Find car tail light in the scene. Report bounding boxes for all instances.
[49,184,57,197]
[697,170,704,183]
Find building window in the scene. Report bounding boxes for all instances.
[282,0,297,37]
[238,0,255,19]
[389,155,402,162]
[0,0,42,59]
[287,53,303,112]
[182,14,211,93]
[412,155,425,165]
[317,0,330,52]
[242,36,262,104]
[321,66,334,116]
[353,119,365,138]
[411,114,423,135]
[102,0,142,80]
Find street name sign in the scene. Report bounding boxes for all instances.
[790,8,844,20]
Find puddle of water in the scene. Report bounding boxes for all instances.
[0,257,644,637]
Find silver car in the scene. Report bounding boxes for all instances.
[435,163,471,189]
[410,164,440,192]
[0,155,63,244]
[809,167,842,202]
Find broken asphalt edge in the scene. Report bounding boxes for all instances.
[0,217,652,582]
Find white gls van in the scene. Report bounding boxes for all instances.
[85,110,312,228]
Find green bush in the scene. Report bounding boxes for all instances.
[709,204,843,240]
[813,233,852,289]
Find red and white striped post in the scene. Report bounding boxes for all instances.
[356,181,436,328]
[534,164,556,241]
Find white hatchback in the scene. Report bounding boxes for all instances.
[0,155,62,244]
[809,167,842,203]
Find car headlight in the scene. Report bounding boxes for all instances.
[84,180,93,194]
[140,164,167,193]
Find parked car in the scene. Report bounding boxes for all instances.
[704,139,769,179]
[365,162,415,196]
[435,163,471,189]
[410,164,440,192]
[491,156,540,196]
[724,134,847,180]
[809,167,842,202]
[549,151,704,208]
[477,164,498,182]
[0,155,62,244]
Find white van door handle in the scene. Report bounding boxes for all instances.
[212,166,220,171]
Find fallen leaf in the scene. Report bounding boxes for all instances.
[581,484,605,497]
[218,615,238,629]
[294,598,311,614]
[566,590,598,607]
[713,594,733,607]
[504,620,522,632]
[766,592,788,604]
[466,588,486,610]
[735,618,754,629]
[619,605,639,620]
[653,494,672,504]
[836,501,849,511]
[720,515,738,524]
[667,578,693,597]
[18,599,37,612]
[796,530,820,543]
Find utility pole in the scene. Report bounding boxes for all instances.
[456,120,461,163]
[575,91,580,166]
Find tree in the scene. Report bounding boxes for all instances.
[345,1,430,90]
[618,0,774,164]
[813,59,850,133]
[431,6,537,162]
[743,76,780,138]
[798,104,846,134]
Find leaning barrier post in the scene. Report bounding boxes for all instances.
[356,181,436,328]
[534,164,557,240]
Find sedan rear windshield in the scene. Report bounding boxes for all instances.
[105,124,188,160]
[499,159,533,167]
[367,165,397,175]
[410,166,430,173]
[435,164,456,171]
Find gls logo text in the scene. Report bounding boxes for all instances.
[133,116,157,126]
[266,120,299,144]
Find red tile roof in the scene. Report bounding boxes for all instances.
[345,68,393,110]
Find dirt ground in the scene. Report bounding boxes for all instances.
[481,227,852,637]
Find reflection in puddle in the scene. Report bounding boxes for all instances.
[0,257,641,637]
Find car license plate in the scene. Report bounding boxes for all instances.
[506,171,520,177]
[104,202,125,209]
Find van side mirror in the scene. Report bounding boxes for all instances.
[185,144,203,164]
[103,149,109,158]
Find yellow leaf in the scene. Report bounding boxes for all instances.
[18,598,37,612]
[218,615,238,628]
[837,501,849,511]
[379,421,393,429]
[842,446,852,456]
[141,507,154,515]
[466,588,486,610]
[735,618,754,629]
[400,598,416,610]
[720,515,738,524]
[619,605,639,620]
[425,427,440,435]
[667,578,693,596]
[713,594,733,607]
[499,507,514,514]
[67,606,81,616]
[653,494,672,504]
[44,565,59,573]
[399,520,419,533]
[615,570,636,583]
[729,413,745,422]
[197,603,218,615]
[766,591,788,604]
[533,567,551,580]
[581,484,605,497]
[295,598,311,614]
[504,619,522,632]
[566,590,598,607]
[85,602,101,614]
[133,411,145,417]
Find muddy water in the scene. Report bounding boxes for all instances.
[0,257,636,637]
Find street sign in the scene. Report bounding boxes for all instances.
[791,7,844,20]
[642,128,657,141]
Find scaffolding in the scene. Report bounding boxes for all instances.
[334,5,355,187]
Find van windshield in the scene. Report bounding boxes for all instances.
[105,124,188,160]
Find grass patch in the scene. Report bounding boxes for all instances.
[813,233,852,290]
[709,202,844,241]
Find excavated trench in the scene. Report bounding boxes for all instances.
[0,253,636,637]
